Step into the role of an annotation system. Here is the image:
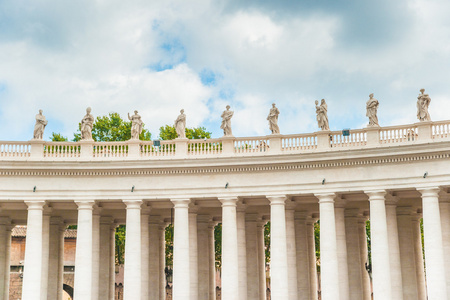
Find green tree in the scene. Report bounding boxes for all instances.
[159,125,211,140]
[50,132,68,141]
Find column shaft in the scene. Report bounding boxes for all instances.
[41,213,50,300]
[92,212,100,300]
[159,224,166,300]
[344,212,363,300]
[198,216,211,300]
[257,221,267,300]
[294,213,310,300]
[285,208,298,300]
[149,221,161,300]
[74,200,95,300]
[58,224,65,300]
[419,188,448,299]
[335,205,349,300]
[357,218,371,300]
[0,219,10,299]
[268,196,289,299]
[99,218,113,300]
[220,197,239,300]
[385,200,403,299]
[189,209,199,300]
[411,214,426,300]
[439,198,450,294]
[109,225,116,300]
[245,215,260,300]
[172,199,191,299]
[367,191,392,300]
[123,200,143,300]
[237,208,248,300]
[208,222,216,300]
[317,193,340,300]
[306,219,318,300]
[22,201,45,300]
[141,214,149,300]
[48,218,63,300]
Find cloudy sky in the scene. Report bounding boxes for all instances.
[1,0,450,141]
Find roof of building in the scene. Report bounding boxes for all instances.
[12,226,77,238]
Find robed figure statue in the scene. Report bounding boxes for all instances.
[128,110,143,140]
[315,99,330,131]
[33,109,48,139]
[220,105,234,136]
[175,109,186,139]
[267,103,280,134]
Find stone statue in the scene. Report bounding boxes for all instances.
[128,110,143,140]
[366,93,380,127]
[417,88,431,122]
[267,103,280,134]
[33,110,48,140]
[220,105,234,136]
[81,107,94,140]
[315,99,330,131]
[174,109,186,139]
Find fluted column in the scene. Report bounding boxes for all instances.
[256,219,267,300]
[439,191,450,295]
[294,212,310,300]
[171,198,191,300]
[418,187,448,299]
[189,206,199,300]
[267,195,289,300]
[385,196,403,299]
[316,193,340,300]
[335,200,349,300]
[397,207,418,299]
[345,209,363,300]
[245,214,260,300]
[141,212,150,300]
[74,200,95,300]
[208,221,217,300]
[99,217,114,300]
[0,217,11,299]
[367,191,392,300]
[159,222,166,300]
[306,217,318,300]
[149,217,161,300]
[357,216,371,300]
[48,217,63,300]
[237,203,248,300]
[92,209,101,300]
[123,200,143,300]
[198,215,212,300]
[411,213,426,300]
[22,200,46,300]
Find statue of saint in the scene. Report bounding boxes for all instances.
[174,109,186,139]
[366,93,380,127]
[33,109,48,140]
[417,88,431,122]
[315,99,330,131]
[220,105,234,136]
[81,107,94,140]
[128,110,143,140]
[267,103,280,134]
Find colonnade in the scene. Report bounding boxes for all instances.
[0,187,448,299]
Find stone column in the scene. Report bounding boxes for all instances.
[335,200,349,300]
[316,193,340,300]
[418,187,448,299]
[74,200,95,300]
[109,224,117,300]
[294,212,310,300]
[267,195,289,300]
[306,217,318,300]
[149,218,161,300]
[171,198,191,299]
[92,209,100,300]
[357,216,371,300]
[198,215,211,300]
[237,203,248,300]
[159,222,166,300]
[3,225,12,300]
[123,200,143,300]
[99,217,113,300]
[285,205,298,300]
[141,212,150,300]
[256,219,267,300]
[208,221,217,300]
[397,207,419,299]
[367,191,392,300]
[245,214,260,300]
[439,191,450,295]
[411,213,427,300]
[58,223,65,300]
[48,217,63,300]
[385,196,403,299]
[22,201,46,300]
[220,197,239,300]
[41,210,51,300]
[189,206,199,300]
[0,217,11,299]
[344,209,363,300]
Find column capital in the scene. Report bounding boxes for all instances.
[315,192,336,203]
[198,214,213,223]
[189,203,199,214]
[245,213,258,222]
[334,196,347,208]
[49,216,63,226]
[267,195,288,205]
[411,212,423,222]
[438,190,450,202]
[25,200,46,210]
[171,198,191,208]
[294,211,309,221]
[396,206,413,216]
[219,196,238,207]
[344,208,361,218]
[365,190,387,201]
[123,199,143,209]
[385,193,399,205]
[100,216,114,225]
[417,187,441,197]
[75,200,96,210]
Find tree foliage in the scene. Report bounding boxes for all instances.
[159,125,211,140]
[50,132,68,141]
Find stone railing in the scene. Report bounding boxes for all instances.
[1,120,449,161]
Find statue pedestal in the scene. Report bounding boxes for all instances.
[127,139,141,159]
[316,131,331,150]
[221,136,236,155]
[268,134,282,154]
[415,121,433,142]
[29,139,45,159]
[175,138,189,158]
[79,140,94,159]
[366,126,381,147]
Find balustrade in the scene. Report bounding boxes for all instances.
[0,142,30,158]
